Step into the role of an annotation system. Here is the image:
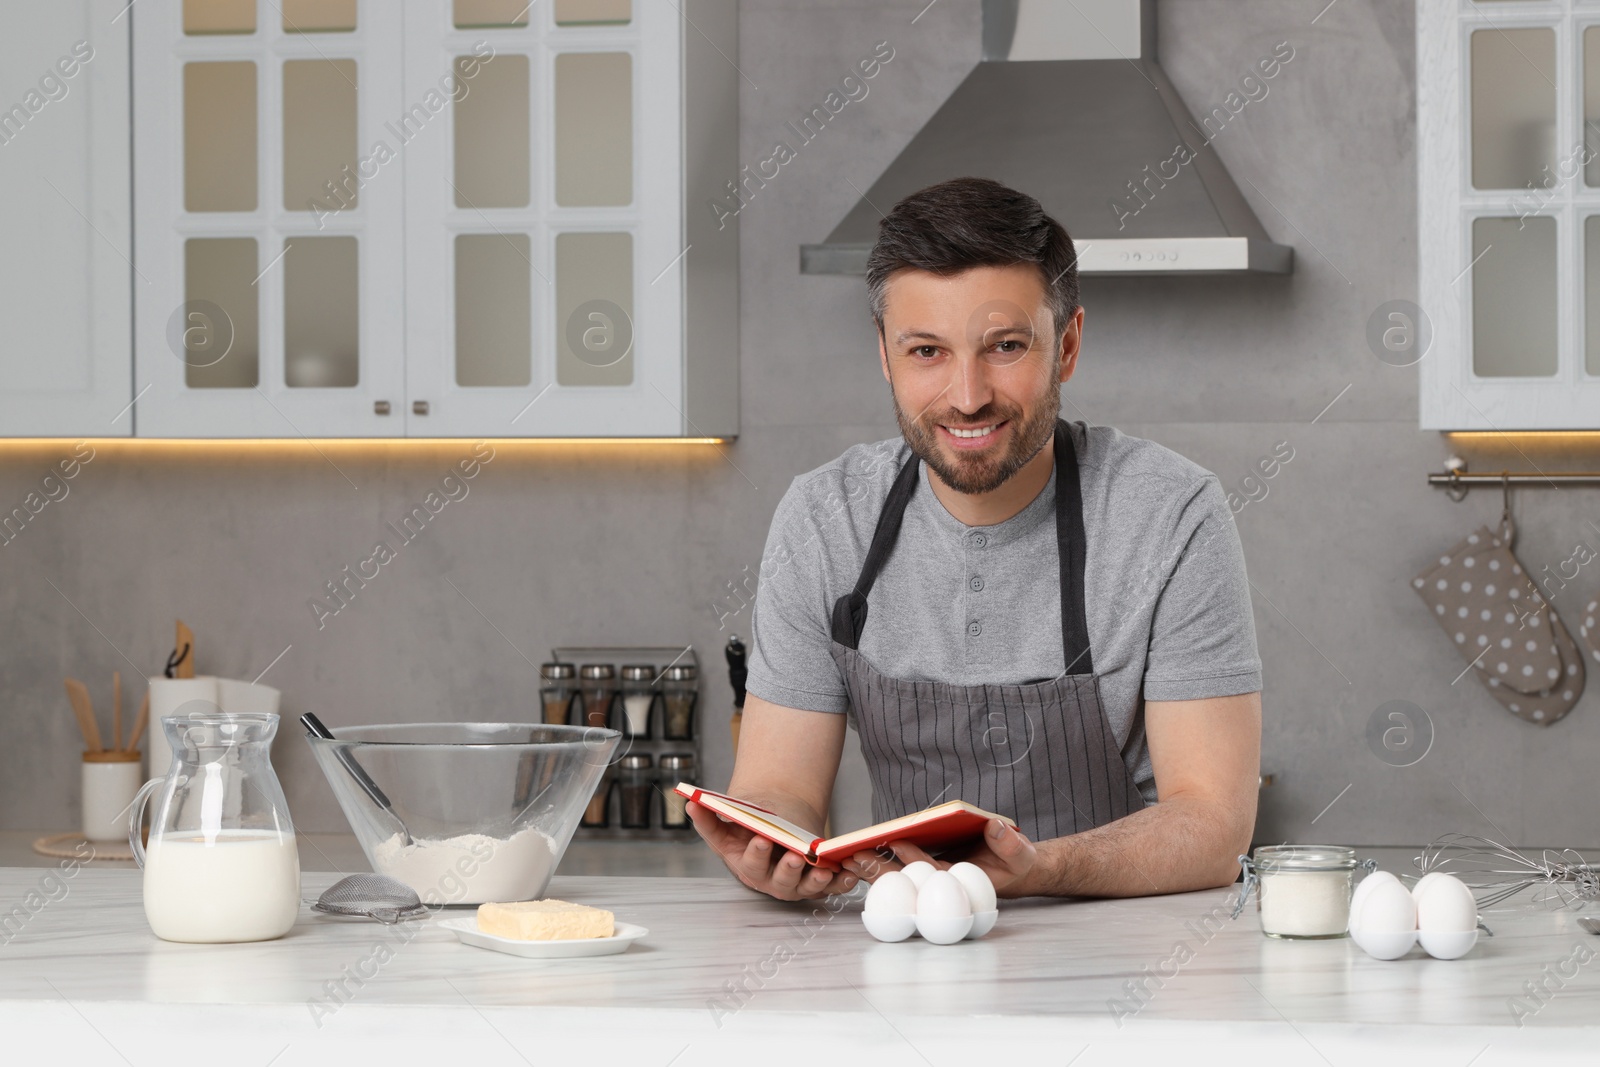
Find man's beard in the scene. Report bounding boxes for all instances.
[891,367,1061,496]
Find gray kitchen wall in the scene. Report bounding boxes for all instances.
[4,0,1598,851]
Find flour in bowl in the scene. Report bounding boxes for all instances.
[372,825,557,905]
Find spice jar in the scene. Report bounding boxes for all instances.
[619,665,657,739]
[540,663,577,726]
[1237,845,1370,939]
[617,755,654,829]
[581,767,615,828]
[658,753,694,829]
[579,664,618,730]
[661,664,698,740]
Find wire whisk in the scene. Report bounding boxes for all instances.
[1415,834,1600,909]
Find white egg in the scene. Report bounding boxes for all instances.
[916,871,973,918]
[1348,877,1417,961]
[1351,926,1416,961]
[915,870,974,945]
[1350,876,1414,934]
[863,870,919,915]
[1354,877,1415,932]
[901,860,937,890]
[947,862,997,913]
[861,870,919,943]
[1418,928,1479,960]
[1414,873,1478,934]
[1410,871,1450,902]
[1348,869,1401,932]
[862,910,918,943]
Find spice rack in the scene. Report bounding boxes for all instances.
[548,645,703,843]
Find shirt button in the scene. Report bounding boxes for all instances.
[970,534,987,548]
[969,576,984,592]
[967,621,982,637]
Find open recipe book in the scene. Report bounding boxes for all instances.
[674,783,1014,868]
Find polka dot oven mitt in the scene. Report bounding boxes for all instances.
[1583,597,1600,672]
[1412,526,1584,725]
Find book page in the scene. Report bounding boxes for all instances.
[678,786,817,854]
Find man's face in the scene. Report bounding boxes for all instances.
[878,263,1081,495]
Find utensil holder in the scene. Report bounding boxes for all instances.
[82,751,143,842]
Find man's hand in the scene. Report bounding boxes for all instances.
[688,801,859,901]
[696,694,852,901]
[842,818,1039,898]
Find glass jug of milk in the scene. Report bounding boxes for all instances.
[128,711,300,943]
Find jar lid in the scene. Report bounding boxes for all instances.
[658,753,695,769]
[579,663,617,679]
[1251,845,1357,872]
[619,754,654,768]
[620,664,656,681]
[663,664,698,681]
[540,662,576,680]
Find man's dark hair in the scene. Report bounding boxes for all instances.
[865,176,1079,344]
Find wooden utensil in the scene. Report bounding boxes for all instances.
[112,670,122,752]
[174,620,195,678]
[126,690,150,755]
[64,678,103,753]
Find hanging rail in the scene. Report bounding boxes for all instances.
[1429,459,1600,501]
[1428,471,1600,488]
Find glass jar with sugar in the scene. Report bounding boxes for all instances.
[619,664,657,739]
[1235,845,1374,939]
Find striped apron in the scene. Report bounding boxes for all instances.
[827,419,1145,842]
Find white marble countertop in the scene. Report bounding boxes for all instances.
[3,860,1599,1064]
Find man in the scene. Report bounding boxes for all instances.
[689,177,1262,901]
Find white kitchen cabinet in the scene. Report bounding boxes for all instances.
[128,0,738,439]
[0,1,132,436]
[1419,0,1600,429]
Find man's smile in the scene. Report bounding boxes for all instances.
[938,419,1009,450]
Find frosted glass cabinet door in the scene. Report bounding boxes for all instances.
[0,2,132,435]
[1418,2,1600,429]
[133,2,407,437]
[401,0,684,436]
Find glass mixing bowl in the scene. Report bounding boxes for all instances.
[304,722,621,905]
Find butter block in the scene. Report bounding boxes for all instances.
[476,899,614,941]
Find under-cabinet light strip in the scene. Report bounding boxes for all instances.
[0,438,727,447]
[1444,431,1600,440]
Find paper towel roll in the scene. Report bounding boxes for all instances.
[217,677,281,716]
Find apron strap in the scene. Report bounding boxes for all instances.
[830,450,921,649]
[1054,421,1094,675]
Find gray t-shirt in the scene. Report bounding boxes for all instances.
[745,419,1262,805]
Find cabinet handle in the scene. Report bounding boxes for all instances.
[413,400,429,415]
[374,400,391,415]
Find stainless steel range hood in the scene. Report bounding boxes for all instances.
[801,0,1293,276]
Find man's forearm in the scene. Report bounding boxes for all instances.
[1017,795,1250,898]
[722,695,847,847]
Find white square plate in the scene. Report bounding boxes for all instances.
[438,917,648,958]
